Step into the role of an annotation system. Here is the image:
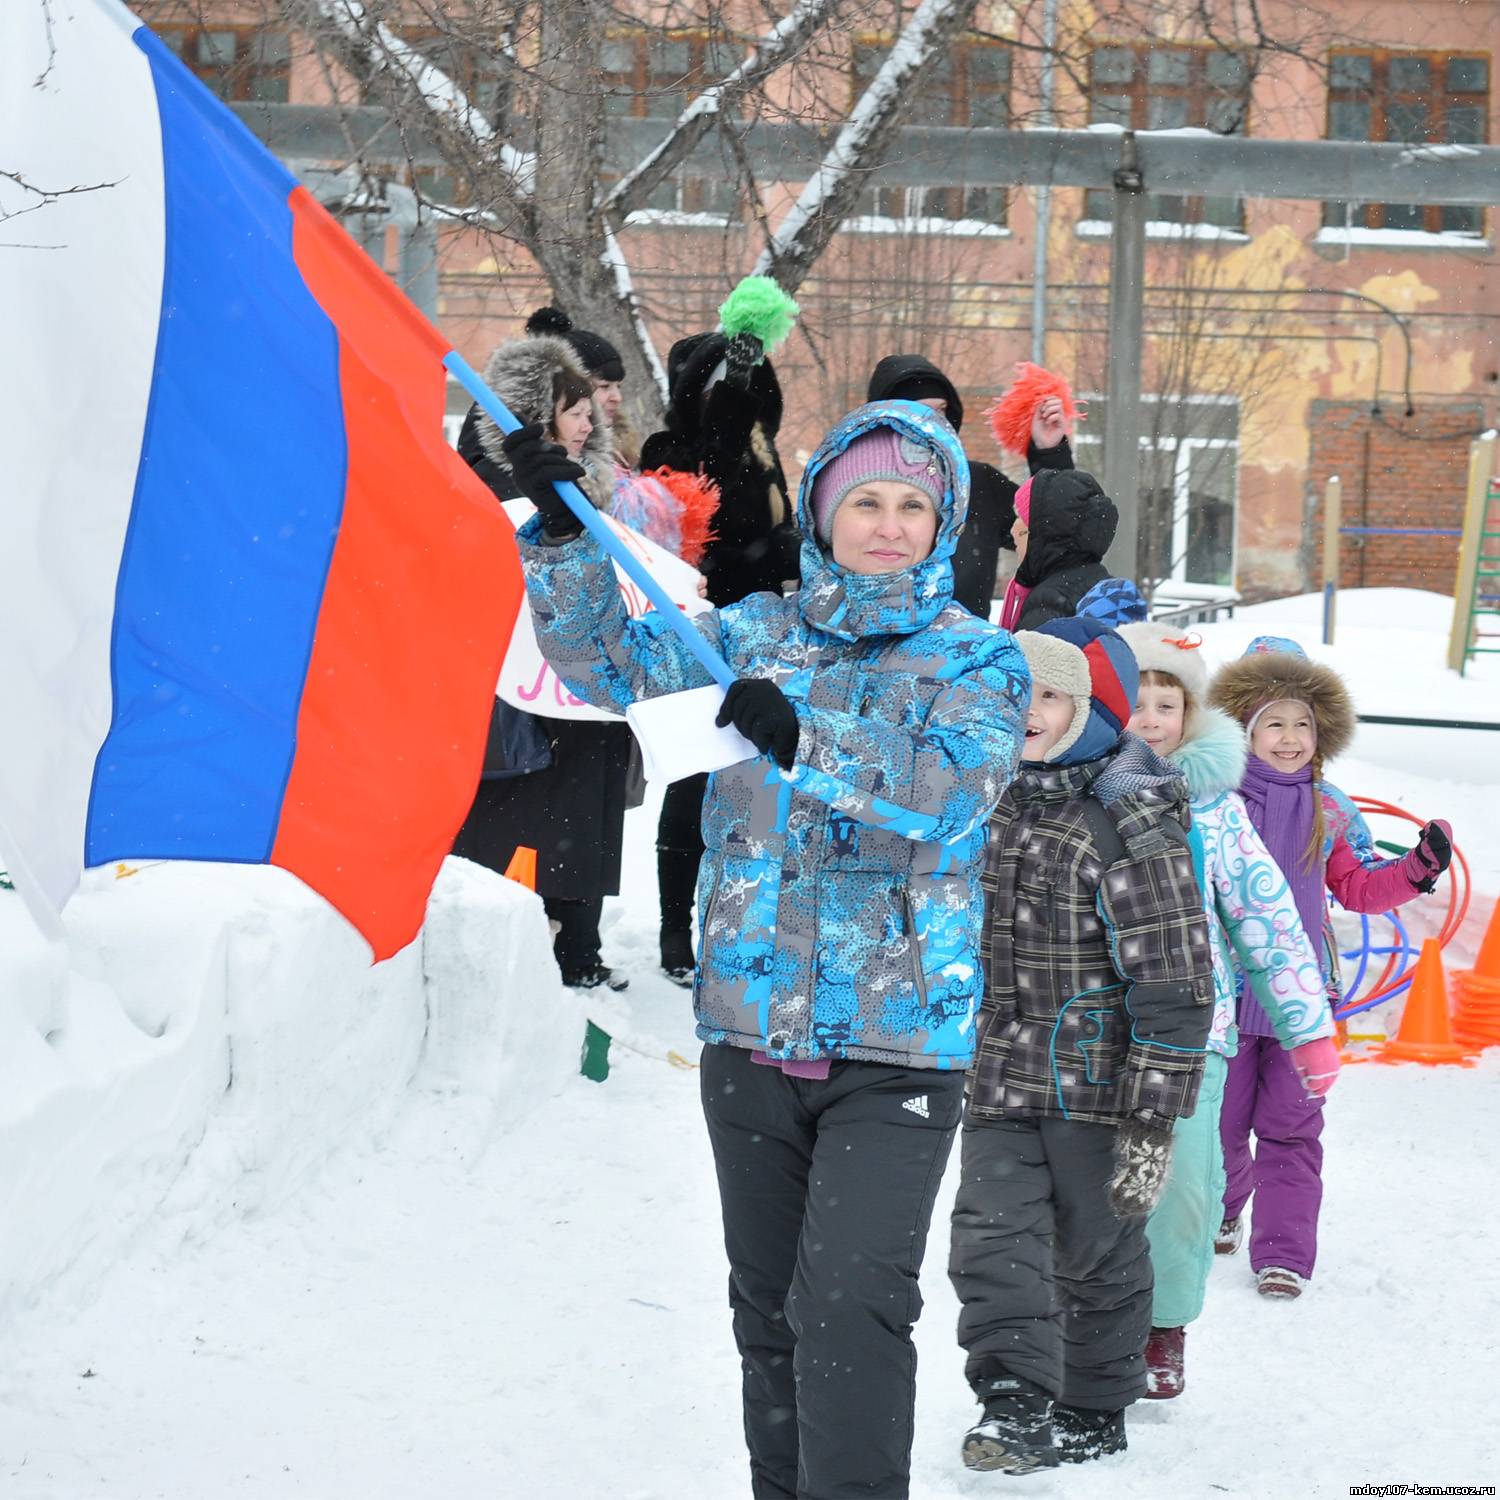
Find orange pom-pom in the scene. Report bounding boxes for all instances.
[641,466,721,567]
[986,363,1079,458]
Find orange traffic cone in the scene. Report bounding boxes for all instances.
[503,844,538,892]
[1453,899,1500,1047]
[1461,898,1500,993]
[1376,939,1470,1065]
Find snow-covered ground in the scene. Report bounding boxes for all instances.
[2,588,1499,1497]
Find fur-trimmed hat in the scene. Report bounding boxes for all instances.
[473,333,613,504]
[1017,616,1139,765]
[1118,621,1211,732]
[1207,636,1356,762]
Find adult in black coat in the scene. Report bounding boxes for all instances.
[865,354,1073,617]
[639,332,800,607]
[638,331,800,982]
[1003,468,1145,631]
[452,332,633,990]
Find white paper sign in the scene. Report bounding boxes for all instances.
[498,499,711,723]
[626,686,760,784]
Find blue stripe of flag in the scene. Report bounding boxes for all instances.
[86,25,348,865]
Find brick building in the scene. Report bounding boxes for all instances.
[131,0,1499,604]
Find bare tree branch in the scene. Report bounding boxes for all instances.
[752,0,982,289]
[0,169,120,227]
[602,0,841,222]
[287,0,535,207]
[34,0,58,89]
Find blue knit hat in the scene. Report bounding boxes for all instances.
[1016,616,1139,765]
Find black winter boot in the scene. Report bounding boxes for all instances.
[657,846,701,985]
[1052,1405,1126,1463]
[659,927,696,987]
[961,1377,1059,1474]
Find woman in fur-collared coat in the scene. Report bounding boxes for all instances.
[452,332,632,990]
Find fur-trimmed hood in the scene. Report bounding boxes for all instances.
[1168,706,1248,802]
[1208,643,1356,763]
[472,333,614,504]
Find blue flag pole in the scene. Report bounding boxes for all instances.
[444,351,736,691]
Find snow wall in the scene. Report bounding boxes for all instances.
[0,856,583,1327]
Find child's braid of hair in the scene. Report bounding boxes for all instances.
[1303,750,1327,872]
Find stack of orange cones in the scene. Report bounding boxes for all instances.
[1453,900,1500,1050]
[503,844,538,892]
[1374,938,1472,1066]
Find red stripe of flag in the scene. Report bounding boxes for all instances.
[271,187,523,960]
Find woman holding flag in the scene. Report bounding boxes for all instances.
[504,392,1030,1499]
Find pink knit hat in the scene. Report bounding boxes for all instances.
[1014,475,1034,527]
[810,427,944,543]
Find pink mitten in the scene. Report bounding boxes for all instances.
[1290,1036,1341,1098]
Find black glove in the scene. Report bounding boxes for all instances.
[1108,1114,1175,1218]
[1406,818,1453,894]
[722,331,764,391]
[715,678,799,770]
[501,423,586,539]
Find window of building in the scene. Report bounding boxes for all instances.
[600,31,741,219]
[157,26,291,103]
[1085,43,1250,228]
[849,38,1010,227]
[1071,397,1239,593]
[1325,50,1489,235]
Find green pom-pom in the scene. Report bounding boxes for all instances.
[717,275,799,352]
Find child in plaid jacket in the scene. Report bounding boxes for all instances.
[949,617,1214,1475]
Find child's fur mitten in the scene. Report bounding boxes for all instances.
[1109,1114,1175,1217]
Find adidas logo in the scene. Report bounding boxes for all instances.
[901,1095,930,1119]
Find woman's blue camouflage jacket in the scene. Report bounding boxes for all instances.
[516,401,1030,1070]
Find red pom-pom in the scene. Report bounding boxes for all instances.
[641,466,721,567]
[986,363,1079,458]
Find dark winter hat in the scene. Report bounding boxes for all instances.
[664,331,784,437]
[526,305,625,383]
[809,425,945,544]
[866,355,964,431]
[565,328,624,383]
[1016,616,1139,765]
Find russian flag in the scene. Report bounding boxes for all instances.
[0,1,523,960]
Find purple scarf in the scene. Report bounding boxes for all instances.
[1237,755,1325,1036]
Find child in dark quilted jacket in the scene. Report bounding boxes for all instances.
[949,617,1215,1475]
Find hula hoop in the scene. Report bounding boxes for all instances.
[1331,797,1470,1020]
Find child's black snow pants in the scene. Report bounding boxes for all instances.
[948,1115,1152,1413]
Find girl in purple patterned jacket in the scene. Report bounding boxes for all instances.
[1209,637,1453,1300]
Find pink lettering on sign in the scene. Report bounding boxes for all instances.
[515,659,585,709]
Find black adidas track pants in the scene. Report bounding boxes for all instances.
[700,1042,963,1500]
